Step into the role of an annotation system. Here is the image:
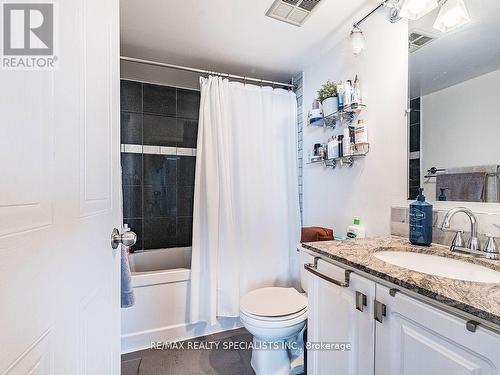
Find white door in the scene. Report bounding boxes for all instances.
[375,285,500,375]
[307,259,376,375]
[0,0,121,373]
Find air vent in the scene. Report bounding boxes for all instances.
[409,32,435,53]
[266,0,322,27]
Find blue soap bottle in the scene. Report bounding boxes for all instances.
[409,188,433,246]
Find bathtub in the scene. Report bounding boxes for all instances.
[121,247,241,353]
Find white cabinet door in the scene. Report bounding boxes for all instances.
[307,259,376,375]
[375,285,500,375]
[0,0,121,373]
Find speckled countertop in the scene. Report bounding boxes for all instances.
[302,236,500,326]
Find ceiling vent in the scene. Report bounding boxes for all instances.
[409,31,436,53]
[266,0,322,27]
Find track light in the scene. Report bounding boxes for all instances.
[398,0,438,20]
[350,26,366,56]
[433,0,470,32]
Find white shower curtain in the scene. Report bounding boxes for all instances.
[190,76,300,325]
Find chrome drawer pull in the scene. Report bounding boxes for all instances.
[304,257,352,288]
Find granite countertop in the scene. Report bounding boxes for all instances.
[302,236,500,327]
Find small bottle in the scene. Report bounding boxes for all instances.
[347,216,366,239]
[343,128,351,156]
[344,80,352,108]
[327,137,337,160]
[438,188,447,201]
[337,135,344,157]
[352,75,362,109]
[354,119,368,144]
[337,83,344,111]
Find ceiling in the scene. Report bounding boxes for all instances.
[120,0,378,83]
[409,0,500,98]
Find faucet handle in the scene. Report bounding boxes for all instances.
[450,230,465,251]
[484,234,499,259]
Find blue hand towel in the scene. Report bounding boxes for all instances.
[121,245,135,308]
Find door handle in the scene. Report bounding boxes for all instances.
[304,257,352,288]
[374,300,387,323]
[111,228,137,249]
[356,291,367,312]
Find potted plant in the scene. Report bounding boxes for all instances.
[317,80,338,116]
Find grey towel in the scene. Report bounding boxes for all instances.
[121,245,135,308]
[436,172,487,202]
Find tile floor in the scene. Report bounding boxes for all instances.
[121,328,255,375]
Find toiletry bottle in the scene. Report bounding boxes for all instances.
[327,137,336,160]
[343,128,351,156]
[314,143,321,156]
[349,126,356,154]
[308,99,324,126]
[347,216,366,239]
[331,137,338,159]
[337,83,344,111]
[409,188,433,246]
[352,75,362,109]
[438,188,447,201]
[337,135,344,157]
[354,119,368,144]
[344,80,352,108]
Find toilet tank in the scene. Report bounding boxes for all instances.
[298,245,315,293]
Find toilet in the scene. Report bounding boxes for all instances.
[239,247,313,375]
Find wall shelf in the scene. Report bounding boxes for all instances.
[308,104,366,129]
[307,143,369,169]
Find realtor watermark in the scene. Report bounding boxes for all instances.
[151,341,352,352]
[2,2,57,69]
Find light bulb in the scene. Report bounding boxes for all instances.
[399,0,438,20]
[350,27,366,56]
[408,1,426,15]
[433,0,470,32]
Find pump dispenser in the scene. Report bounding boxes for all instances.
[409,188,433,246]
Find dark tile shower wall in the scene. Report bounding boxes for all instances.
[408,97,421,200]
[120,80,200,251]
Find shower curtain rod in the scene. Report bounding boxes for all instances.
[120,56,296,89]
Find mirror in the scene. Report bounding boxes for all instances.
[407,0,500,203]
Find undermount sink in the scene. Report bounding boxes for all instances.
[374,251,500,283]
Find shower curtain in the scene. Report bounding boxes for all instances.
[190,76,300,325]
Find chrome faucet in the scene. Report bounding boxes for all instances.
[441,207,480,251]
[441,207,499,260]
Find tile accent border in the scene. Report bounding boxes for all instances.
[121,144,197,157]
[293,73,304,222]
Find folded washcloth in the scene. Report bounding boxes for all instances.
[301,226,334,243]
[121,245,135,308]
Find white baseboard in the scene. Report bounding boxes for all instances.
[121,317,242,354]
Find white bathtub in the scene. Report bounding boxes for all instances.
[121,247,241,353]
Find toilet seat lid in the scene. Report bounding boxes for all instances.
[240,287,307,317]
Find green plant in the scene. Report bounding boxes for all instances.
[317,80,338,103]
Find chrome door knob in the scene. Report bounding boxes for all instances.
[111,228,137,249]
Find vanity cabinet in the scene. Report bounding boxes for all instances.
[375,285,500,375]
[307,259,376,375]
[307,260,500,375]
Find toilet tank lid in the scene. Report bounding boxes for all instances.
[240,287,307,317]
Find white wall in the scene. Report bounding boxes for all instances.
[421,69,500,200]
[121,60,201,90]
[302,13,408,237]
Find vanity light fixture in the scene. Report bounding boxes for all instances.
[398,0,438,20]
[433,0,470,32]
[350,26,366,56]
